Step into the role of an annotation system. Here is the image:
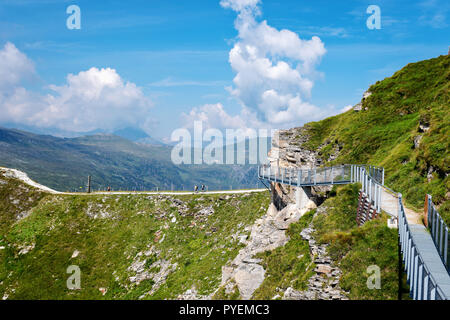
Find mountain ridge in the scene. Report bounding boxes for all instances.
[0,127,261,192]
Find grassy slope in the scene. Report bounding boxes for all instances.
[251,209,316,299]
[313,184,410,300]
[0,171,46,235]
[301,55,449,223]
[0,177,270,300]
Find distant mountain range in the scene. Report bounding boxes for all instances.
[0,127,269,192]
[0,123,168,146]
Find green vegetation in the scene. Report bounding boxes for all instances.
[0,128,261,192]
[301,55,449,223]
[313,184,410,300]
[0,175,270,299]
[0,172,46,235]
[251,209,316,300]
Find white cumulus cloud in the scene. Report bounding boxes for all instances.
[0,42,35,90]
[183,0,328,132]
[0,43,154,134]
[182,103,249,130]
[224,0,326,127]
[220,0,260,12]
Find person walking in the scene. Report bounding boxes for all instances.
[201,184,205,192]
[194,185,198,193]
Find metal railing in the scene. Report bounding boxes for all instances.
[259,164,385,214]
[258,163,450,300]
[399,194,450,299]
[351,165,384,215]
[258,164,352,186]
[426,195,450,274]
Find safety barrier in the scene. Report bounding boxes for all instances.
[425,195,449,274]
[258,163,450,299]
[399,194,450,299]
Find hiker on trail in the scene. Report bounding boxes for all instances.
[201,184,205,192]
[194,185,198,193]
[107,186,111,192]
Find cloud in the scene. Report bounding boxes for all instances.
[149,77,227,87]
[218,0,327,128]
[340,105,353,113]
[220,0,260,12]
[0,42,35,90]
[418,0,449,28]
[0,42,154,133]
[295,26,349,39]
[181,103,250,130]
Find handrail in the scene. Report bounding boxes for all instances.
[398,194,450,299]
[426,195,449,274]
[258,164,385,214]
[258,163,450,300]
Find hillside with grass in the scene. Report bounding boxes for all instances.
[0,169,270,299]
[312,184,410,300]
[299,55,449,223]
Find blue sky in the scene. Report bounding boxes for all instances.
[0,0,448,140]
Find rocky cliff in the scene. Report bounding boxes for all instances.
[267,129,336,211]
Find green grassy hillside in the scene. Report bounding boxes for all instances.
[301,55,449,223]
[312,184,410,300]
[0,174,270,300]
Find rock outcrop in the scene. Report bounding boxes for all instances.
[220,202,313,299]
[267,128,335,211]
[283,208,348,300]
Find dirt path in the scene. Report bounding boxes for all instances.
[381,188,423,225]
[0,167,266,196]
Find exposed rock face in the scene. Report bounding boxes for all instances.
[414,135,423,149]
[268,128,333,211]
[269,128,318,169]
[177,287,210,300]
[220,203,312,299]
[353,90,372,112]
[283,208,348,300]
[419,121,430,133]
[127,246,178,299]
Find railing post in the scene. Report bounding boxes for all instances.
[418,263,423,300]
[297,170,300,186]
[428,195,432,228]
[364,172,367,194]
[445,227,448,267]
[424,274,429,300]
[379,185,382,212]
[413,255,418,299]
[331,167,334,184]
[440,220,444,257]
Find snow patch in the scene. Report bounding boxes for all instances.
[0,167,60,194]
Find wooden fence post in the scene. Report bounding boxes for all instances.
[424,195,430,228]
